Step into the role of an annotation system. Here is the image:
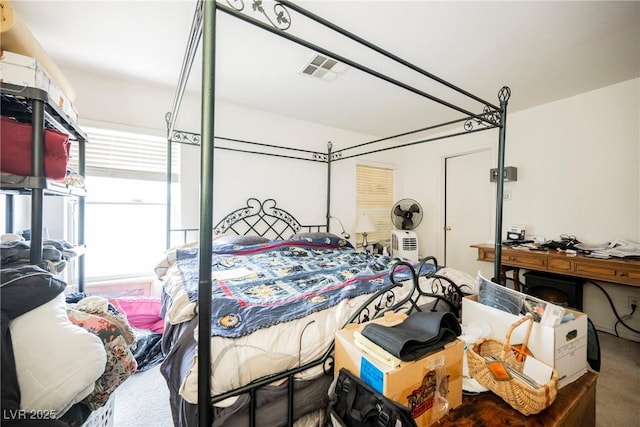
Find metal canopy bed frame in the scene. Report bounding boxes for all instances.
[164,1,510,425]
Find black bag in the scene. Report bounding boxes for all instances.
[325,368,417,427]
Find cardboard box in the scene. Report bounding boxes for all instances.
[462,294,588,388]
[334,312,464,426]
[0,51,78,124]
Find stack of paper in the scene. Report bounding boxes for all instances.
[588,239,640,259]
[353,330,402,368]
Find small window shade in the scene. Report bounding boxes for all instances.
[67,127,179,182]
[356,165,394,245]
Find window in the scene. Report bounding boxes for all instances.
[356,165,394,246]
[69,127,179,282]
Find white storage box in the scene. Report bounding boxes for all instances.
[462,294,587,388]
[0,50,78,124]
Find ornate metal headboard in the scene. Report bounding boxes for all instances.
[169,198,327,245]
[213,198,325,240]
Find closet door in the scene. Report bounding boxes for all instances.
[444,149,494,277]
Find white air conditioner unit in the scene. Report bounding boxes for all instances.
[390,230,419,260]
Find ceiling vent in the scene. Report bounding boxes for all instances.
[300,54,348,82]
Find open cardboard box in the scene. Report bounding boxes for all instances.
[462,294,587,388]
[334,312,463,426]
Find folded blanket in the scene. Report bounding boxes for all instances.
[361,311,461,362]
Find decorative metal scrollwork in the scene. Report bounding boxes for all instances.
[464,87,511,131]
[351,289,398,324]
[228,0,292,30]
[372,289,397,315]
[429,277,462,308]
[226,0,245,12]
[213,198,303,238]
[313,153,329,162]
[213,206,254,235]
[171,131,201,146]
[330,152,342,161]
[464,105,501,131]
[498,86,512,102]
[267,199,303,233]
[463,118,474,131]
[353,306,372,324]
[484,105,501,126]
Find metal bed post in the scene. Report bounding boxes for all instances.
[493,87,511,282]
[165,0,203,250]
[199,1,216,426]
[326,141,332,230]
[165,118,173,250]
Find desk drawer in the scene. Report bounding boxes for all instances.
[572,261,640,285]
[626,270,640,281]
[503,252,547,269]
[549,258,573,273]
[612,268,640,285]
[574,262,616,278]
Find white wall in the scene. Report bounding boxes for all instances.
[502,79,639,243]
[398,78,640,341]
[499,79,640,342]
[177,101,403,241]
[63,67,194,136]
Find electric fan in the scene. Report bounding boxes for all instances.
[390,199,423,260]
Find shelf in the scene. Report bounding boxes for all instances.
[1,82,87,291]
[0,82,86,141]
[1,174,86,196]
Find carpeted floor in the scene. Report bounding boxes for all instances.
[114,365,172,427]
[594,331,640,427]
[113,331,639,427]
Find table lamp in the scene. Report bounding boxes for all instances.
[354,213,376,249]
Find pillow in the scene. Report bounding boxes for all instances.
[9,293,107,415]
[66,308,137,410]
[0,265,67,319]
[289,232,354,248]
[212,234,270,247]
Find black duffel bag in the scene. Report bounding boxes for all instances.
[324,368,417,427]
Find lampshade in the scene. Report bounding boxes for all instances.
[354,214,376,233]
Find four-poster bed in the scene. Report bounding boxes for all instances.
[160,1,510,425]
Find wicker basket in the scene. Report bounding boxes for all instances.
[467,314,559,416]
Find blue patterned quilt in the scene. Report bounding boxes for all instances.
[175,240,428,338]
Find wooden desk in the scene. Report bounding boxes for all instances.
[471,243,640,288]
[434,371,597,427]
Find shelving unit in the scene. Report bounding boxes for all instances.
[1,82,88,291]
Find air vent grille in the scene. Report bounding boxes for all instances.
[403,237,417,251]
[300,54,348,82]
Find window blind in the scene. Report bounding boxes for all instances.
[356,164,394,245]
[68,127,179,181]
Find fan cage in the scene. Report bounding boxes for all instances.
[391,199,423,230]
